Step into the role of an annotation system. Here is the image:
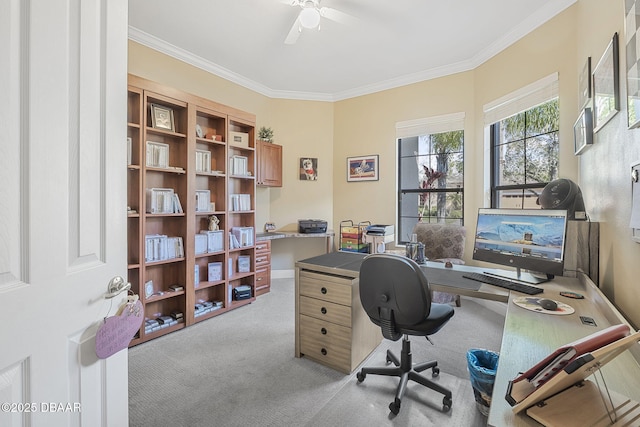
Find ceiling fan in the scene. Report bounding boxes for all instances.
[284,0,354,45]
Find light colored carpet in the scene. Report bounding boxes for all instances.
[129,278,505,426]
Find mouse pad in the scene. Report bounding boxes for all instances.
[513,297,574,315]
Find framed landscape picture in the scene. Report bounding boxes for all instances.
[347,155,379,182]
[592,33,619,133]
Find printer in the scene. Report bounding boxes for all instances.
[298,219,328,234]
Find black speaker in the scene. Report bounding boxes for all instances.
[538,178,586,220]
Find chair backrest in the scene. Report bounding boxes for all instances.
[359,253,432,341]
[412,223,466,261]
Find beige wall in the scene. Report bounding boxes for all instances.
[128,0,640,327]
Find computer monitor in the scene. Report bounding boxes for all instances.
[472,208,568,284]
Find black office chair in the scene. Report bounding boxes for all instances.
[356,253,454,415]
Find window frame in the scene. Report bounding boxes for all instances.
[396,131,465,245]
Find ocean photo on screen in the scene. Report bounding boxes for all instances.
[475,213,565,261]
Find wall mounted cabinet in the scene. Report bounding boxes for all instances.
[256,140,282,187]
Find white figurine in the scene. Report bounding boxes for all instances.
[208,215,220,231]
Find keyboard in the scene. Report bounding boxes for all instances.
[462,273,544,295]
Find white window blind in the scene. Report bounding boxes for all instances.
[483,72,559,125]
[395,112,465,138]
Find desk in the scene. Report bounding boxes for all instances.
[257,230,335,253]
[294,251,640,426]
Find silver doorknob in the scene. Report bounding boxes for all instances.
[105,276,131,299]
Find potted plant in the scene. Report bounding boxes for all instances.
[258,126,274,143]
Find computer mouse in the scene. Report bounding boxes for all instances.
[538,298,558,311]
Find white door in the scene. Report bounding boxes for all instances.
[0,1,129,426]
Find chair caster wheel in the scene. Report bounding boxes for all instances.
[442,396,452,412]
[389,399,401,415]
[356,371,366,383]
[432,366,440,377]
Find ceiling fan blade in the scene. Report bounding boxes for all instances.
[284,17,302,44]
[320,7,356,25]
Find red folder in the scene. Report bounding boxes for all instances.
[506,323,630,406]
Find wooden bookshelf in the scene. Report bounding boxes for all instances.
[127,75,256,345]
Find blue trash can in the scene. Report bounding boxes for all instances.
[467,349,499,416]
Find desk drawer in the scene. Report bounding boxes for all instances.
[255,240,270,252]
[256,266,270,286]
[299,315,351,370]
[255,252,271,266]
[299,295,351,327]
[299,271,352,306]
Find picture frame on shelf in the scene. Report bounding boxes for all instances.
[347,155,379,182]
[625,1,640,128]
[578,57,591,111]
[592,32,619,133]
[150,103,175,132]
[573,107,593,155]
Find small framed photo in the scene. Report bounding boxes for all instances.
[347,155,379,182]
[573,108,593,155]
[150,103,175,132]
[592,32,619,133]
[299,157,318,180]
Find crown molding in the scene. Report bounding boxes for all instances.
[128,0,577,102]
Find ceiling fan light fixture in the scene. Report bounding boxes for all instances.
[299,7,320,29]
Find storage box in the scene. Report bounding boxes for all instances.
[208,262,223,282]
[238,255,251,273]
[200,230,224,252]
[229,131,249,147]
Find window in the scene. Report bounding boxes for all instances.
[490,98,559,208]
[397,130,464,244]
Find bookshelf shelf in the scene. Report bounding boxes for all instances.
[144,290,185,303]
[195,280,225,290]
[128,75,257,346]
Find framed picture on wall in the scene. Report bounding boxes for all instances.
[347,155,379,182]
[299,157,318,180]
[625,1,640,128]
[578,57,591,111]
[573,107,593,155]
[592,32,619,133]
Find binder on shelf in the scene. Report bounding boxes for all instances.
[127,137,132,165]
[195,149,211,173]
[173,193,183,213]
[144,234,183,262]
[195,190,211,212]
[229,232,241,249]
[231,226,254,247]
[230,155,248,176]
[146,141,169,168]
[194,264,200,287]
[146,188,175,214]
[229,193,251,211]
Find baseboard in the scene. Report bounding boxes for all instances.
[272,269,295,279]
